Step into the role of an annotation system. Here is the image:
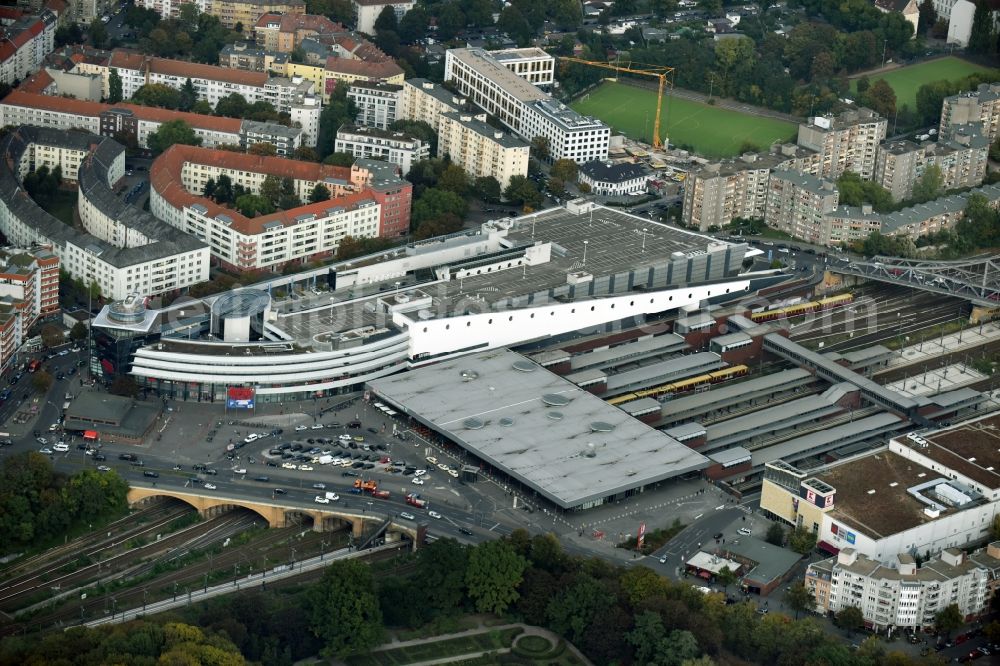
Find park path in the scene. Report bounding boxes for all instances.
[313,620,594,666]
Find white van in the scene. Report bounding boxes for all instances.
[53,442,69,452]
[243,433,259,444]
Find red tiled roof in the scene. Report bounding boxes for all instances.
[325,56,403,79]
[2,90,243,134]
[256,12,340,33]
[110,49,269,87]
[19,69,54,93]
[151,144,372,236]
[0,7,25,21]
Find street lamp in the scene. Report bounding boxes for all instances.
[142,588,148,612]
[641,228,648,252]
[582,240,589,266]
[320,539,329,561]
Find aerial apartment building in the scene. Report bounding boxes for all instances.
[940,82,1000,141]
[334,124,429,173]
[444,48,610,164]
[0,248,59,373]
[0,8,55,85]
[106,50,322,145]
[764,170,839,244]
[437,112,530,189]
[352,0,414,35]
[876,124,989,201]
[346,80,402,129]
[796,108,887,181]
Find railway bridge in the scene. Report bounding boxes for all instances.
[827,254,1000,310]
[127,485,419,545]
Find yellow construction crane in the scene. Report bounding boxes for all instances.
[558,57,674,149]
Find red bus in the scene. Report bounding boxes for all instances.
[27,359,40,373]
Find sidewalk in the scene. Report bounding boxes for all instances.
[885,322,1000,371]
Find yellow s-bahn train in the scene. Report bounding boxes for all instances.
[749,293,853,323]
[608,365,750,406]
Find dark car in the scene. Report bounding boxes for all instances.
[118,453,135,461]
[367,427,378,434]
[204,468,218,475]
[254,475,270,482]
[273,488,287,495]
[342,470,360,477]
[458,527,474,536]
[347,421,362,429]
[143,470,159,478]
[265,461,278,467]
[94,454,106,461]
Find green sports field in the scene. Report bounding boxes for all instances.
[850,57,997,110]
[570,81,797,158]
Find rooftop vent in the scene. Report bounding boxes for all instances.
[867,489,876,495]
[463,417,485,430]
[590,421,615,432]
[459,369,479,381]
[547,411,563,421]
[541,393,571,407]
[499,417,515,427]
[512,360,536,372]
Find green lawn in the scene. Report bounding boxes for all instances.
[850,57,997,110]
[571,81,798,158]
[39,190,77,227]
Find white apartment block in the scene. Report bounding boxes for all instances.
[437,112,530,189]
[489,47,555,88]
[806,545,1000,630]
[765,170,839,245]
[108,50,323,145]
[0,11,56,86]
[347,81,402,130]
[151,145,384,271]
[352,0,414,35]
[399,78,465,130]
[940,83,1000,142]
[577,160,650,196]
[334,124,429,174]
[444,48,610,164]
[797,108,887,181]
[135,0,209,19]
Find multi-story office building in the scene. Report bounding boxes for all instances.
[0,247,59,372]
[940,83,1000,141]
[0,89,302,151]
[444,48,610,164]
[150,145,412,269]
[206,0,305,33]
[437,112,530,189]
[489,47,555,88]
[806,544,1000,631]
[347,80,402,130]
[352,0,414,35]
[0,9,56,86]
[334,124,429,173]
[796,108,887,181]
[764,170,839,244]
[106,50,322,145]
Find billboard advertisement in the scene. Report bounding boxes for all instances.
[227,387,255,409]
[637,522,646,550]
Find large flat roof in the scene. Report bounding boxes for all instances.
[818,450,956,538]
[919,412,1000,490]
[368,348,710,509]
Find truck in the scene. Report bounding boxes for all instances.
[405,493,427,509]
[353,478,377,493]
[325,491,339,501]
[318,454,334,465]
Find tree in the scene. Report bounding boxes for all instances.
[308,559,383,658]
[179,77,197,111]
[465,539,527,614]
[912,164,943,203]
[788,526,817,554]
[715,566,737,594]
[131,83,183,109]
[323,152,356,167]
[864,79,896,119]
[32,370,53,394]
[765,522,785,546]
[373,5,397,32]
[967,0,996,55]
[248,142,278,157]
[54,22,83,47]
[503,175,543,208]
[918,0,937,34]
[785,582,815,619]
[235,194,275,217]
[191,100,213,115]
[109,375,139,398]
[88,19,108,48]
[398,6,429,44]
[437,163,469,195]
[991,137,1000,163]
[530,136,550,161]
[108,68,123,104]
[214,174,234,204]
[546,575,615,645]
[69,321,88,342]
[316,86,357,159]
[835,606,864,636]
[388,119,437,153]
[474,176,502,203]
[309,184,331,203]
[931,17,949,39]
[916,80,956,125]
[551,159,578,182]
[416,538,468,612]
[498,5,533,46]
[293,146,320,162]
[261,175,282,205]
[436,3,466,41]
[411,187,468,226]
[935,603,963,637]
[40,324,64,348]
[215,92,249,118]
[335,235,394,260]
[147,120,202,154]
